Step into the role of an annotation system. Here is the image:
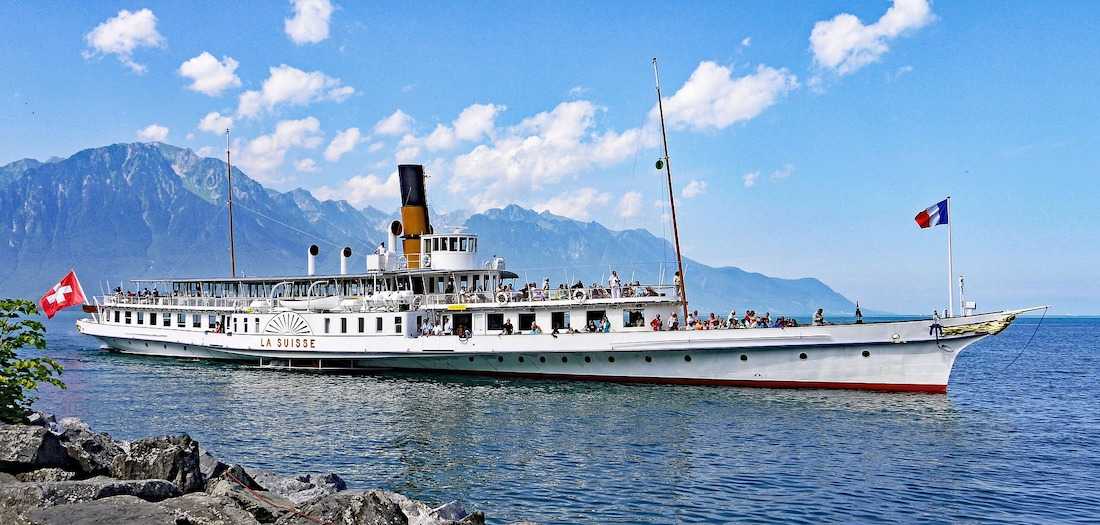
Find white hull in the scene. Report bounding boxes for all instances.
[77,310,1026,393]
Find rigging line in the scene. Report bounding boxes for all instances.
[228,201,374,250]
[1001,306,1049,372]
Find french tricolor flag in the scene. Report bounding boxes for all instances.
[915,199,949,229]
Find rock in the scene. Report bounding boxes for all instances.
[15,468,76,483]
[0,472,20,484]
[0,476,180,521]
[111,434,203,494]
[385,492,483,525]
[208,478,294,523]
[0,424,73,473]
[199,449,228,479]
[275,490,407,525]
[207,464,264,492]
[27,495,180,525]
[159,492,262,524]
[58,425,123,478]
[247,469,346,505]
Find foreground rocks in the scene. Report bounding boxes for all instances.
[0,414,495,525]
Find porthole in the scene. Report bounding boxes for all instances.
[862,350,871,358]
[539,356,546,363]
[468,356,474,362]
[608,356,616,363]
[684,355,692,362]
[645,356,652,363]
[518,356,525,363]
[497,356,503,363]
[561,356,568,363]
[799,353,808,360]
[740,354,748,361]
[584,356,591,363]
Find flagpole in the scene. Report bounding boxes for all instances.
[652,57,689,322]
[946,195,954,317]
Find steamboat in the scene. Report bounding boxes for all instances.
[75,61,1037,393]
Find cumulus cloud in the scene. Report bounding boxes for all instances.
[742,171,759,188]
[810,0,934,76]
[367,141,385,153]
[83,8,165,74]
[416,103,506,152]
[235,117,324,183]
[741,37,752,48]
[285,0,334,45]
[179,52,241,96]
[653,61,797,131]
[197,112,234,135]
[313,172,400,209]
[450,100,648,210]
[324,127,361,162]
[682,180,707,198]
[534,187,611,221]
[372,109,414,136]
[295,158,319,173]
[237,65,354,117]
[136,123,169,142]
[618,191,643,218]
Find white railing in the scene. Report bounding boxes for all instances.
[102,295,261,310]
[421,284,678,307]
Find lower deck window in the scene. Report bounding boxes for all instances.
[136,312,144,325]
[163,315,171,327]
[551,312,570,330]
[518,313,536,331]
[208,315,218,330]
[114,310,120,323]
[124,311,132,324]
[586,310,606,325]
[623,309,645,328]
[324,318,331,334]
[394,316,402,334]
[376,317,383,332]
[358,317,365,333]
[177,313,186,328]
[193,315,202,329]
[340,318,347,334]
[487,313,504,331]
[149,313,157,326]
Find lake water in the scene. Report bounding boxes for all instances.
[33,314,1100,524]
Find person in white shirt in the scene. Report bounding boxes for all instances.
[609,271,622,298]
[376,242,386,255]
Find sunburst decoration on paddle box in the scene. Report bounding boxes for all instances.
[264,312,312,335]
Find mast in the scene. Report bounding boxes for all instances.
[652,58,689,321]
[946,195,953,317]
[226,128,238,278]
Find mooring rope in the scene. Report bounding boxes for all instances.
[1002,306,1049,371]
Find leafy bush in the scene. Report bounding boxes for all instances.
[0,299,64,423]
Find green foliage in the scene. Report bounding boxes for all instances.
[0,299,64,424]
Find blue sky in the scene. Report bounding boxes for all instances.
[1,1,1097,314]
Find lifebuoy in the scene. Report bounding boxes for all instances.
[410,296,422,310]
[421,254,431,267]
[496,292,510,304]
[572,289,587,302]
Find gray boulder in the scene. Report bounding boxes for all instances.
[208,463,264,491]
[15,469,76,483]
[159,492,262,524]
[57,418,122,477]
[247,469,347,505]
[28,494,179,525]
[208,478,295,523]
[111,434,203,494]
[275,490,407,525]
[0,476,180,522]
[385,492,483,525]
[199,449,229,479]
[0,424,73,473]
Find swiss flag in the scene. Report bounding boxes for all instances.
[39,270,86,319]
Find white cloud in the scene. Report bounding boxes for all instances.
[451,100,648,210]
[295,158,319,173]
[178,52,241,96]
[185,132,195,141]
[196,146,218,158]
[741,37,752,47]
[372,109,414,136]
[136,124,169,142]
[416,103,506,152]
[618,191,643,218]
[235,117,324,183]
[533,187,611,221]
[83,8,165,74]
[770,164,794,180]
[197,112,234,134]
[568,85,589,97]
[888,65,915,82]
[682,179,707,198]
[285,0,334,45]
[742,171,759,188]
[313,172,400,208]
[810,0,934,76]
[237,65,354,117]
[654,62,797,132]
[324,127,361,162]
[367,141,385,153]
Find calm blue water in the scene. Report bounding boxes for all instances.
[32,314,1100,524]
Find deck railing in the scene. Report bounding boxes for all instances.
[420,284,678,307]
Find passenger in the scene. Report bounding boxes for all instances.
[530,322,543,335]
[586,320,597,333]
[855,302,864,324]
[813,308,826,326]
[727,310,738,328]
[668,312,679,331]
[673,271,683,300]
[376,242,386,255]
[609,271,622,298]
[650,314,663,331]
[503,318,514,335]
[601,316,611,333]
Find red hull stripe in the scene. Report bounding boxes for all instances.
[397,369,949,394]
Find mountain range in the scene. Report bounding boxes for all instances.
[0,142,854,315]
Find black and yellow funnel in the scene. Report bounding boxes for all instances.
[398,164,431,268]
